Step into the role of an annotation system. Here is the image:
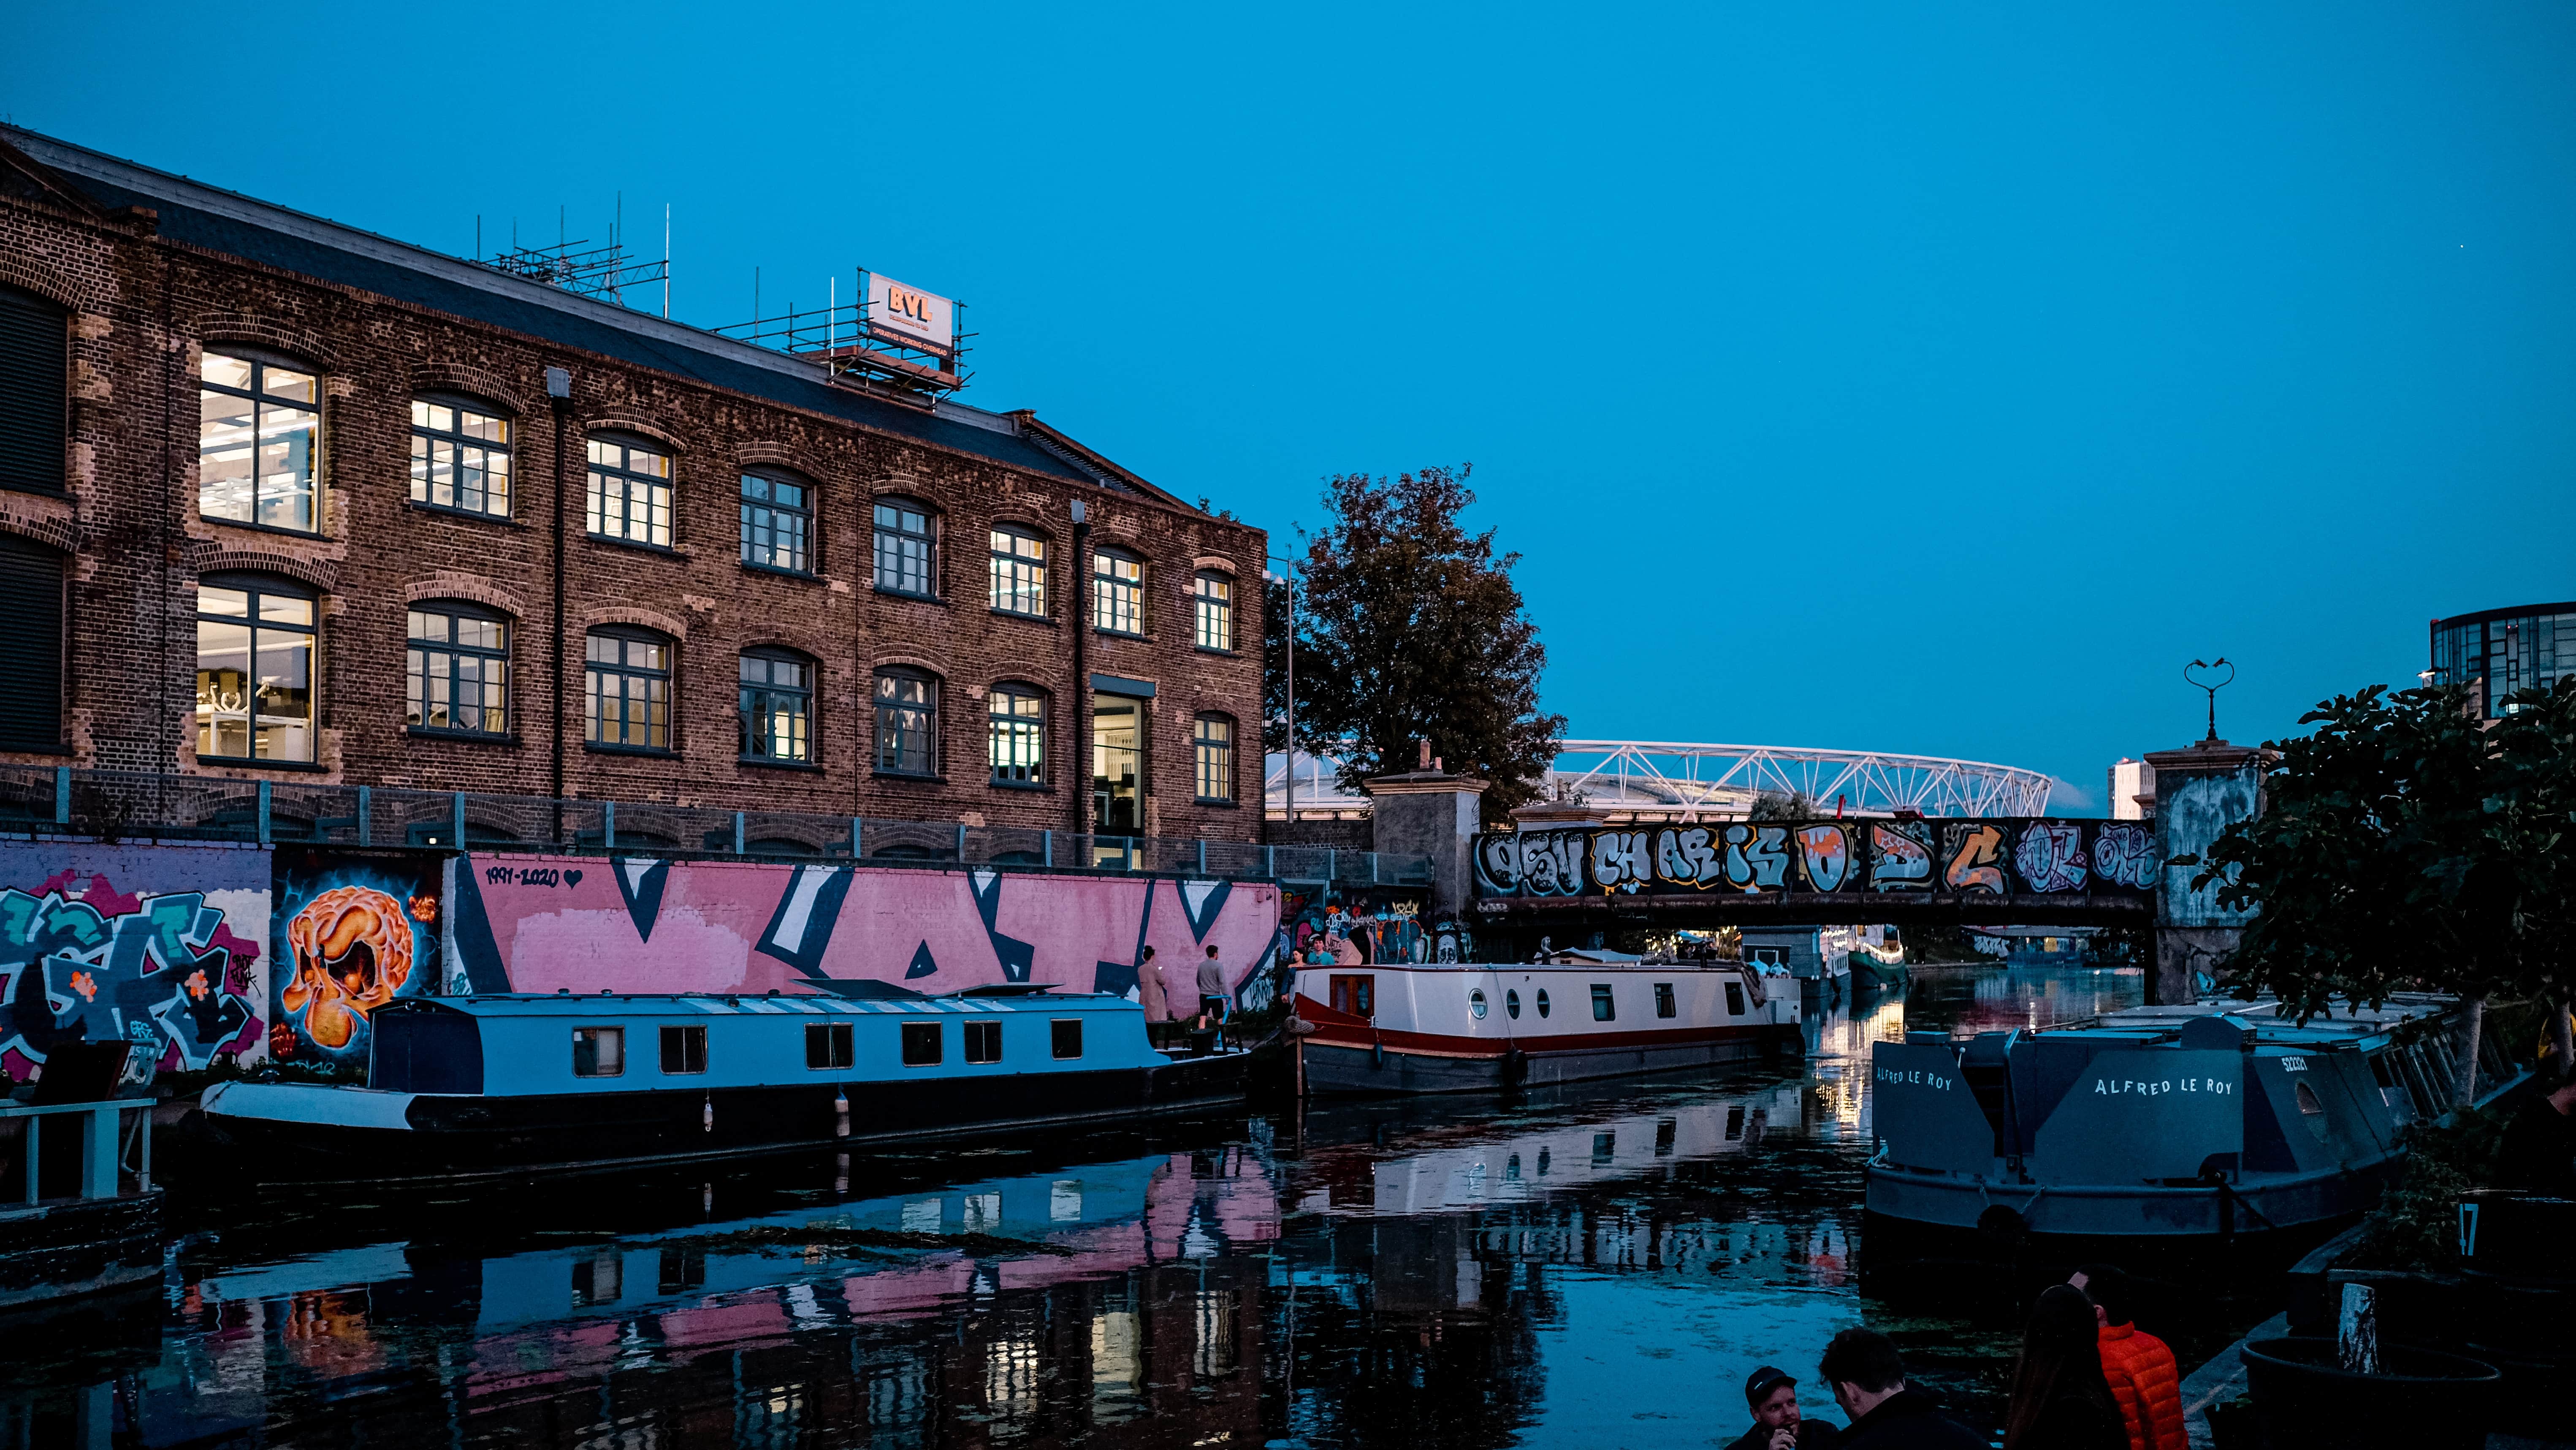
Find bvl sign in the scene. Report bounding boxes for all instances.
[866,273,954,352]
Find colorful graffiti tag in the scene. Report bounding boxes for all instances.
[270,847,443,1066]
[0,842,268,1081]
[446,857,1283,1006]
[1472,819,2158,904]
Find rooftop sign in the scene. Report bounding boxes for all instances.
[867,272,954,354]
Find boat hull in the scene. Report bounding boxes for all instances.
[189,1055,1252,1183]
[1299,1026,1798,1097]
[1863,1157,2401,1244]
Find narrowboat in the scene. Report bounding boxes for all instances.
[1289,952,1803,1097]
[194,985,1251,1182]
[1865,994,2522,1251]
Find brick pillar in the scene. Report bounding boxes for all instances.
[2144,739,2264,1005]
[1362,770,1489,918]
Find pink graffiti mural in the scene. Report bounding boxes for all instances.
[450,857,1282,1003]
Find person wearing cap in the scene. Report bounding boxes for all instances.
[1726,1365,1841,1450]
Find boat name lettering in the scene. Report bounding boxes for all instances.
[2091,1076,2233,1096]
[2280,1056,2308,1072]
[1875,1066,1953,1091]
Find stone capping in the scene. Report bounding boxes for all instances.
[195,313,339,370]
[1506,799,1609,827]
[409,361,529,416]
[984,661,1057,692]
[581,604,688,642]
[869,649,949,679]
[1366,770,1490,797]
[403,574,529,619]
[2142,740,2271,777]
[739,625,838,667]
[735,441,826,478]
[1189,554,1242,576]
[197,546,339,593]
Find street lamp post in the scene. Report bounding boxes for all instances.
[1266,559,1297,823]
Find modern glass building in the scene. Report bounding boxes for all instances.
[2429,602,2576,719]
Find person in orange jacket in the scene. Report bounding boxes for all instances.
[2069,1264,2185,1450]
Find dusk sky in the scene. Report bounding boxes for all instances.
[12,3,2572,807]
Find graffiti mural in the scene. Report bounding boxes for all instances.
[271,848,443,1067]
[1470,819,2158,907]
[447,856,1283,1007]
[0,842,268,1082]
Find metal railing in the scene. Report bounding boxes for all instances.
[0,766,1433,888]
[2,1099,154,1205]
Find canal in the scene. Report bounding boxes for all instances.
[3,966,2271,1449]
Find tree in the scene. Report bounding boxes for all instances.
[2188,677,2576,1075]
[1264,466,1566,823]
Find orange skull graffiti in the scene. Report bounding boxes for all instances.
[281,886,414,1050]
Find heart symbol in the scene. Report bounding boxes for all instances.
[564,869,584,888]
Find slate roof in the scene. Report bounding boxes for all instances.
[1,125,1159,496]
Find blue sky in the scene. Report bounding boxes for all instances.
[12,3,2572,808]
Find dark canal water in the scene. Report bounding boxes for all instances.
[5,966,2270,1450]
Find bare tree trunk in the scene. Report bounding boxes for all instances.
[2552,999,2575,1085]
[2455,996,2485,1108]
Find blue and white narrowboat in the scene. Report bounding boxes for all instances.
[196,985,1251,1181]
[1866,994,2520,1250]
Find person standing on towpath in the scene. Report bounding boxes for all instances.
[2001,1285,2125,1450]
[1724,1365,1839,1449]
[1818,1329,1982,1449]
[2070,1264,2184,1450]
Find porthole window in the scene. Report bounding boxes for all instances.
[1535,988,1551,1019]
[1469,988,1488,1020]
[1506,989,1521,1019]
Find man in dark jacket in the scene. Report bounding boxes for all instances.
[1724,1366,1840,1449]
[1818,1328,1984,1450]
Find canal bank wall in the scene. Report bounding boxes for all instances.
[1,838,1284,1092]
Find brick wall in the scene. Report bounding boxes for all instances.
[0,170,1265,841]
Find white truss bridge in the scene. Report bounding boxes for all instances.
[1268,741,2055,819]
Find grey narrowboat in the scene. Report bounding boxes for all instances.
[1866,994,2519,1250]
[195,985,1250,1181]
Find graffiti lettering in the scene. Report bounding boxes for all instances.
[1590,831,1652,893]
[1722,825,1792,891]
[1943,824,2009,895]
[485,866,574,888]
[2092,823,2158,891]
[1521,834,1586,897]
[1654,827,1724,889]
[1796,825,1853,892]
[1473,835,1523,895]
[2013,821,2088,893]
[1868,825,1933,891]
[0,864,265,1081]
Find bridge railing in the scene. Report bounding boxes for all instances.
[0,766,1432,888]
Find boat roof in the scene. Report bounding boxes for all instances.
[388,990,1125,1018]
[2026,995,2458,1048]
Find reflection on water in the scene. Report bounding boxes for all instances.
[4,968,2191,1450]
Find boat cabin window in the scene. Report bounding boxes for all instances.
[1329,975,1374,1019]
[660,1024,707,1075]
[1536,989,1551,1018]
[1505,989,1521,1019]
[965,1019,1003,1064]
[1469,988,1489,1020]
[1653,983,1676,1019]
[1590,984,1616,1022]
[2295,1081,2326,1116]
[572,1026,624,1077]
[808,1021,854,1070]
[1052,1019,1083,1060]
[901,1021,943,1066]
[1725,982,1746,1016]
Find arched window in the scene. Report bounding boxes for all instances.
[1193,714,1235,804]
[989,524,1047,617]
[873,668,938,776]
[407,601,510,737]
[585,626,672,751]
[1093,547,1144,635]
[988,683,1046,786]
[199,350,319,532]
[873,497,936,598]
[740,647,814,763]
[0,535,65,750]
[196,573,316,762]
[1193,570,1234,652]
[0,282,68,496]
[409,395,511,518]
[740,470,811,573]
[586,434,672,547]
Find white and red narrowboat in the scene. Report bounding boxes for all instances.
[1288,950,1804,1096]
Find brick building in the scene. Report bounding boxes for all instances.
[0,127,1265,846]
